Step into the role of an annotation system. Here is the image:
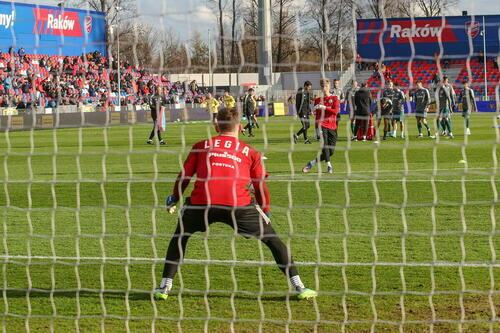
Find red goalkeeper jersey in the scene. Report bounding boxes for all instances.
[314,95,340,130]
[172,135,270,213]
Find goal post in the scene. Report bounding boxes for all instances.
[0,0,499,332]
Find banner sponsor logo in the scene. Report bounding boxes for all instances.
[0,10,15,29]
[2,108,18,116]
[41,115,54,128]
[110,111,121,124]
[84,15,92,33]
[359,19,457,44]
[81,105,95,112]
[465,21,480,38]
[10,116,24,129]
[33,8,83,37]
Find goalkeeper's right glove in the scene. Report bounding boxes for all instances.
[166,195,179,214]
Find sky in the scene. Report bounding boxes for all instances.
[10,0,500,41]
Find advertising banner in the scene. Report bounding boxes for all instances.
[0,1,106,56]
[357,15,500,60]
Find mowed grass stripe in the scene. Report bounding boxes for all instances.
[0,113,499,332]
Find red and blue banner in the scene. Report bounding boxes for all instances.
[0,1,106,56]
[357,15,500,60]
[157,107,166,132]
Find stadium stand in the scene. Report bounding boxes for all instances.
[454,59,499,96]
[364,59,499,97]
[0,50,208,109]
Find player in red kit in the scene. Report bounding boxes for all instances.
[154,108,317,301]
[302,79,340,174]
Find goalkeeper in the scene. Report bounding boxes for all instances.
[155,108,317,301]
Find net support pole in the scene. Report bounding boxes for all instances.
[258,0,273,87]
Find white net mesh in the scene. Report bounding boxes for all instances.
[0,0,499,332]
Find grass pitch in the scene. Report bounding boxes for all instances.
[0,113,499,332]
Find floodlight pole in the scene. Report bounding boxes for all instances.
[482,16,487,99]
[258,0,273,87]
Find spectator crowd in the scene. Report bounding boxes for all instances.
[0,48,221,109]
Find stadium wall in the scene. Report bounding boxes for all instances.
[167,71,344,91]
[0,104,295,131]
[0,1,106,56]
[357,15,500,60]
[1,101,497,132]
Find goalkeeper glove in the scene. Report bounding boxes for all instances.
[166,195,179,214]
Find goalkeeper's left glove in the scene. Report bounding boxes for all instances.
[166,195,179,214]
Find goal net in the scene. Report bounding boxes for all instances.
[0,0,499,331]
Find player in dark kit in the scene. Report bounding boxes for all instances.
[435,76,456,138]
[242,88,257,137]
[346,80,359,135]
[377,97,393,140]
[459,81,477,135]
[381,81,395,136]
[302,79,340,174]
[390,83,406,138]
[146,86,166,145]
[293,81,313,144]
[412,81,434,138]
[154,108,317,301]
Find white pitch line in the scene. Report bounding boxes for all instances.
[270,167,495,176]
[0,255,498,268]
[267,179,499,182]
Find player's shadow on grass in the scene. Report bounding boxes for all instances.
[4,289,294,302]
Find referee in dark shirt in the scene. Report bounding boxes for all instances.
[242,88,257,137]
[146,86,166,145]
[293,81,313,144]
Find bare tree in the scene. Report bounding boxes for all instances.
[241,0,259,71]
[190,31,209,72]
[272,0,297,71]
[416,0,458,17]
[230,0,239,67]
[305,0,337,71]
[70,0,134,55]
[118,22,156,68]
[156,30,189,73]
[396,0,418,17]
[359,0,407,18]
[209,0,227,70]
